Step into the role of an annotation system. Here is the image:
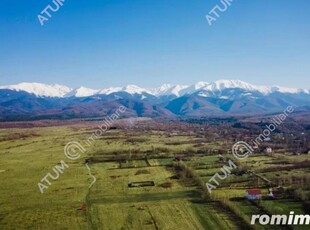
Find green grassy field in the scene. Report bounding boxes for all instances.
[0,127,90,229]
[0,125,309,229]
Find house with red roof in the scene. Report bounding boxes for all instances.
[245,189,262,200]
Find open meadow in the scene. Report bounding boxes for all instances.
[0,118,310,230]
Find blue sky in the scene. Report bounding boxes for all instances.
[0,0,309,88]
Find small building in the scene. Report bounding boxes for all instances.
[265,147,273,154]
[245,189,262,200]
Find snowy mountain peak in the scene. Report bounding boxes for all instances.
[97,87,122,95]
[65,87,99,97]
[0,82,72,97]
[158,83,173,89]
[179,81,209,95]
[169,85,189,96]
[149,84,188,97]
[206,80,256,91]
[197,80,309,95]
[0,80,308,98]
[271,86,309,94]
[194,81,209,89]
[148,84,172,96]
[121,85,150,95]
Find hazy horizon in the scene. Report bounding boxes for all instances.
[1,79,310,90]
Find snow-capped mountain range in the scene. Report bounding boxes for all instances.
[0,80,309,98]
[1,80,310,120]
